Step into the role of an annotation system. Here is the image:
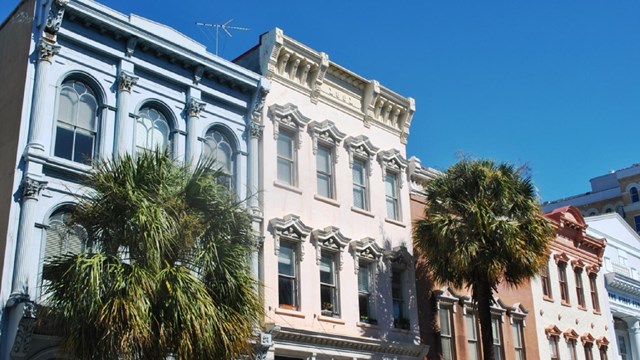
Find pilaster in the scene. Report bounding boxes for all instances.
[113,70,138,156]
[185,97,205,163]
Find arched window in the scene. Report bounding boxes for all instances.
[203,129,235,187]
[54,79,99,164]
[136,106,171,154]
[631,187,639,203]
[44,209,87,261]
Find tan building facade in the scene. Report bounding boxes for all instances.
[543,163,640,233]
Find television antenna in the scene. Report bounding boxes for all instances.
[195,19,250,56]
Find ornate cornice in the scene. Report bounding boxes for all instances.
[118,70,138,93]
[307,120,346,156]
[38,38,60,63]
[21,177,47,200]
[378,149,408,188]
[45,0,70,36]
[312,226,350,270]
[269,214,312,259]
[187,97,206,118]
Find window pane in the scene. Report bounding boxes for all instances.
[439,309,451,335]
[58,88,77,124]
[277,159,293,184]
[353,187,365,209]
[359,293,370,319]
[73,131,94,164]
[277,133,293,159]
[278,244,295,276]
[441,339,454,360]
[278,276,295,307]
[77,95,97,130]
[386,198,397,219]
[317,174,331,198]
[320,254,334,285]
[316,147,331,173]
[358,264,370,292]
[54,126,74,160]
[385,173,396,196]
[352,160,365,184]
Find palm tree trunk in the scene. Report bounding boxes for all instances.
[476,281,494,360]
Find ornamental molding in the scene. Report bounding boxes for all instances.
[564,328,580,341]
[38,38,60,63]
[307,120,346,156]
[597,336,609,348]
[434,287,461,309]
[187,97,206,118]
[21,177,47,200]
[44,0,70,36]
[193,65,205,85]
[10,300,37,357]
[250,84,269,122]
[378,149,408,187]
[345,135,379,175]
[581,332,596,345]
[507,302,528,324]
[312,226,350,270]
[349,237,383,274]
[545,324,562,338]
[384,245,413,269]
[125,36,138,57]
[118,70,138,93]
[553,252,570,265]
[268,103,311,148]
[571,258,585,270]
[248,121,264,139]
[269,214,312,260]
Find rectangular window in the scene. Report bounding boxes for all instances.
[439,307,455,360]
[385,172,400,220]
[352,159,368,210]
[558,263,570,304]
[542,262,553,299]
[320,252,339,316]
[634,215,640,232]
[599,346,608,360]
[358,261,375,323]
[585,344,594,360]
[278,242,298,310]
[465,312,480,360]
[568,339,578,360]
[549,337,560,360]
[316,145,334,198]
[512,319,526,360]
[277,131,295,185]
[589,275,600,312]
[492,316,504,360]
[392,269,407,329]
[618,335,628,360]
[575,268,585,308]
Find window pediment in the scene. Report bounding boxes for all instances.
[564,328,580,341]
[349,237,383,274]
[384,245,413,269]
[269,103,311,148]
[313,226,350,270]
[553,252,570,265]
[508,302,528,324]
[571,259,585,270]
[308,120,346,156]
[597,336,609,348]
[581,332,596,345]
[378,149,408,187]
[270,214,312,260]
[434,286,460,310]
[345,135,379,175]
[545,324,562,338]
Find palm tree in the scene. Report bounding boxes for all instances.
[42,150,261,359]
[413,159,553,360]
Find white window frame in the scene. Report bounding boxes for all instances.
[276,129,296,186]
[439,305,455,360]
[270,103,311,188]
[278,241,299,310]
[312,227,349,318]
[350,237,383,324]
[319,250,340,316]
[385,171,401,221]
[308,120,345,200]
[378,149,408,221]
[345,136,379,211]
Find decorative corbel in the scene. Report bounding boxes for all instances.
[44,0,70,36]
[126,36,138,57]
[310,52,329,104]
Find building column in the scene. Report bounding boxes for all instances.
[1,178,47,358]
[185,97,205,164]
[113,70,138,157]
[629,318,640,360]
[26,39,60,154]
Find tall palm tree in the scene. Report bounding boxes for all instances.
[42,150,261,359]
[413,159,553,360]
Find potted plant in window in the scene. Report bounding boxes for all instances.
[359,315,378,325]
[321,302,334,317]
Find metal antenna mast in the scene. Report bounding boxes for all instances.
[195,19,250,56]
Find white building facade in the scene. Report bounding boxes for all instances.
[0,0,266,358]
[586,213,640,360]
[236,28,428,360]
[531,207,612,360]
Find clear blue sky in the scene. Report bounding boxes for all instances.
[2,0,639,202]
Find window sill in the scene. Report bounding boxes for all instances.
[273,181,302,194]
[391,327,413,334]
[314,195,340,207]
[357,321,379,329]
[593,310,601,315]
[351,206,375,218]
[275,307,306,319]
[41,155,92,176]
[578,305,587,311]
[561,301,571,307]
[385,218,406,227]
[318,315,345,324]
[543,296,554,303]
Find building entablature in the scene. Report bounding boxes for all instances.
[605,272,640,297]
[61,0,262,93]
[407,156,441,196]
[546,207,606,266]
[242,28,415,143]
